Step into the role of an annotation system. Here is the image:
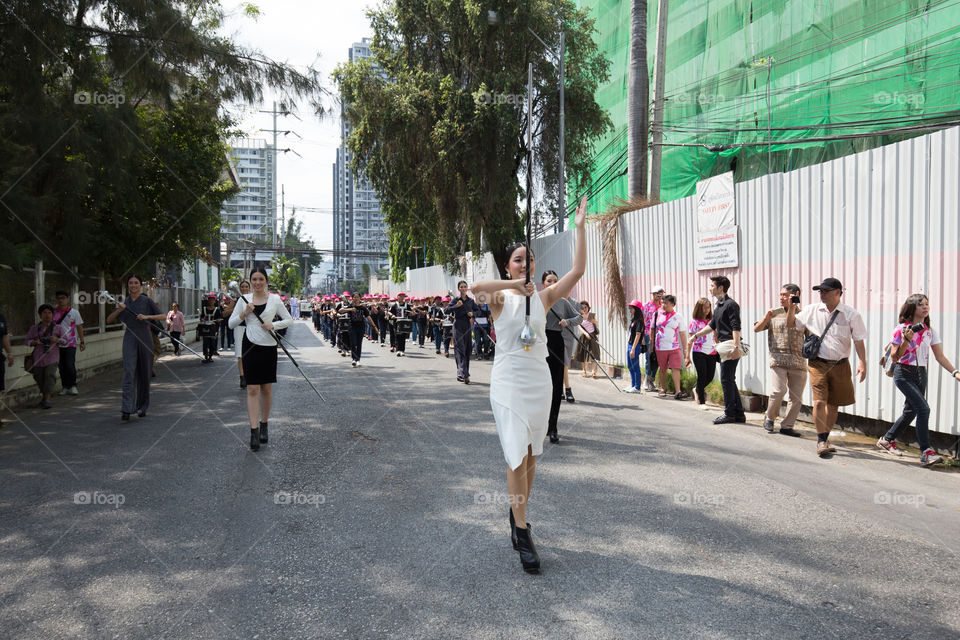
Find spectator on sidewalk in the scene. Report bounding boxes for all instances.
[876,294,960,467]
[575,301,601,379]
[625,300,645,393]
[684,297,716,405]
[691,276,744,423]
[543,270,583,443]
[53,290,85,396]
[651,295,688,399]
[165,302,185,356]
[0,310,13,427]
[474,302,493,359]
[753,284,805,436]
[788,277,868,458]
[25,304,65,409]
[641,286,664,391]
[560,294,582,402]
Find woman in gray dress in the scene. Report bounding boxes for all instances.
[106,275,165,420]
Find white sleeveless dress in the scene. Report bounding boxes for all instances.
[490,291,552,470]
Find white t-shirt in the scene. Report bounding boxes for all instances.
[793,302,868,361]
[54,307,84,348]
[655,310,686,351]
[891,323,941,367]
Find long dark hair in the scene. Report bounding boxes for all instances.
[898,293,931,328]
[541,269,558,284]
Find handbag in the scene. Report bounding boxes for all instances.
[802,310,840,360]
[716,339,750,362]
[879,343,897,377]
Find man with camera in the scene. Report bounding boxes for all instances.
[787,278,868,457]
[754,284,805,436]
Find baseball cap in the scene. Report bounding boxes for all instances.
[628,299,644,310]
[651,285,665,293]
[813,278,843,291]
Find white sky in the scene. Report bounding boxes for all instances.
[220,0,377,253]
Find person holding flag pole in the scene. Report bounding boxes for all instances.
[471,63,589,574]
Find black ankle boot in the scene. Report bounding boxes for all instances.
[259,421,268,444]
[514,526,540,574]
[509,508,532,550]
[250,427,260,451]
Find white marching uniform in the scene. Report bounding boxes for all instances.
[490,291,552,470]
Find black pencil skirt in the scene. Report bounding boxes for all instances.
[241,334,278,385]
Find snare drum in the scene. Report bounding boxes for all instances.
[336,314,351,333]
[197,321,217,338]
[394,318,412,336]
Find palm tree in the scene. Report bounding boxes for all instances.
[628,0,649,197]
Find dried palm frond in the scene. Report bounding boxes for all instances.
[594,195,659,329]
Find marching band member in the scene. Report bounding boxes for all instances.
[341,292,378,366]
[228,268,293,451]
[388,292,413,356]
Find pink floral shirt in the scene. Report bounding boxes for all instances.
[642,300,661,333]
[654,311,686,351]
[689,318,716,355]
[891,323,940,367]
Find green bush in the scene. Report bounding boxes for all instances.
[661,368,698,394]
[705,380,724,404]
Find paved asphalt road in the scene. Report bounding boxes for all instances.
[1,321,959,639]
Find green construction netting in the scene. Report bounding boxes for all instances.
[573,0,960,217]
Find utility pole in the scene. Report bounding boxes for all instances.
[557,30,566,232]
[258,102,300,247]
[281,184,286,250]
[649,0,669,199]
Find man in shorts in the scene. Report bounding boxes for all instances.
[788,278,868,457]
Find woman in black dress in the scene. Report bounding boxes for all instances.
[228,268,293,451]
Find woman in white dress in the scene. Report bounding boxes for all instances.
[471,197,587,574]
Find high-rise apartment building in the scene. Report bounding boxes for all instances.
[333,38,390,284]
[221,138,276,246]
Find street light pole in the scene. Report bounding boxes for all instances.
[557,30,565,233]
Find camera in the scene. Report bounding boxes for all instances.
[910,323,925,333]
[790,295,801,304]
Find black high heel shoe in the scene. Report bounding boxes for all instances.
[250,427,260,451]
[239,375,246,389]
[259,421,268,444]
[514,526,540,574]
[564,388,575,403]
[509,508,531,551]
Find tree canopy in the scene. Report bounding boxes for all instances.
[334,0,611,279]
[0,0,325,277]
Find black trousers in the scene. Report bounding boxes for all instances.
[453,328,472,378]
[691,351,716,404]
[202,335,217,359]
[169,331,182,355]
[417,319,428,346]
[349,324,365,361]
[58,346,77,388]
[395,331,407,352]
[338,329,351,352]
[546,329,565,438]
[720,356,744,417]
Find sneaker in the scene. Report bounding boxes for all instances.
[621,386,636,393]
[876,437,903,457]
[59,388,69,396]
[69,386,78,395]
[763,419,775,433]
[352,360,357,367]
[355,362,361,367]
[920,448,943,467]
[40,401,53,410]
